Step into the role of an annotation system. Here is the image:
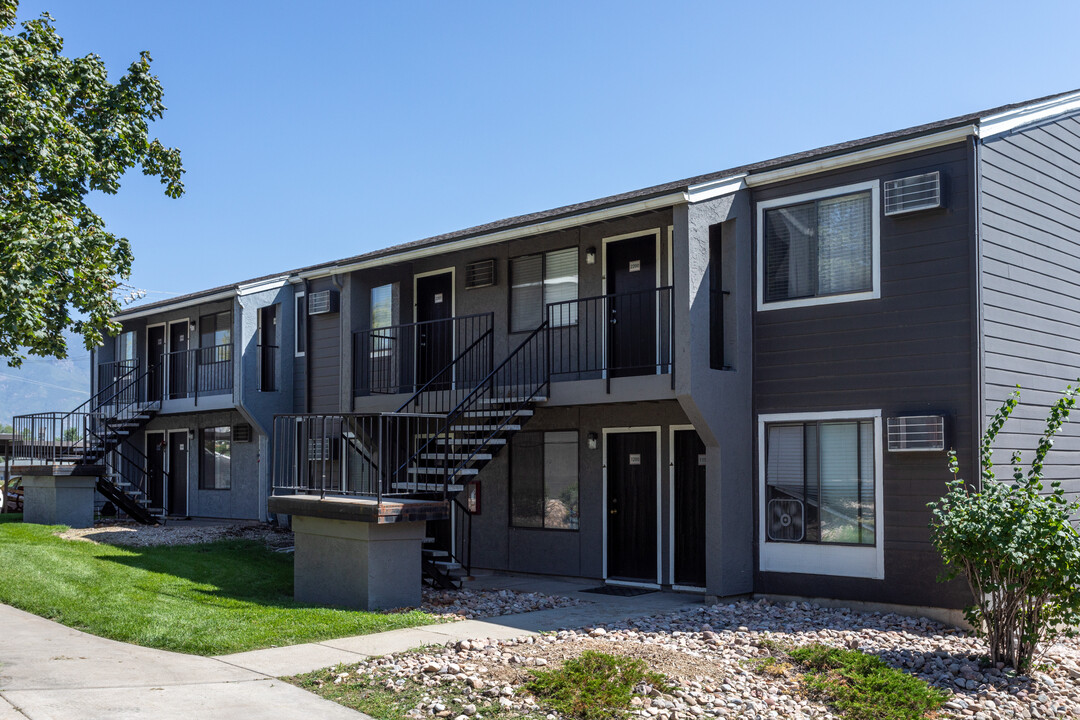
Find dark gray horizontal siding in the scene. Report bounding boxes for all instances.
[980,115,1080,490]
[753,141,974,609]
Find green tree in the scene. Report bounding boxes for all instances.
[929,386,1080,672]
[0,0,183,366]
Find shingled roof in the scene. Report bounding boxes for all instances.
[116,87,1080,318]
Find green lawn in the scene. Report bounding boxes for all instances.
[0,515,440,656]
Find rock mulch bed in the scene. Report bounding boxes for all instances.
[310,599,1080,720]
[58,521,294,548]
[419,588,590,621]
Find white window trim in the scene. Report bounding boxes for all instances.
[757,409,885,580]
[755,180,881,311]
[294,291,305,358]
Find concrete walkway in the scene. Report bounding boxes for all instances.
[0,576,703,720]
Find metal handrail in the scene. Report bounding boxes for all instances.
[394,327,494,414]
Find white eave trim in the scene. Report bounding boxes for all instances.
[298,191,689,280]
[238,276,289,296]
[746,125,977,188]
[978,91,1080,140]
[111,288,237,322]
[686,174,747,202]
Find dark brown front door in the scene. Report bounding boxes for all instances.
[148,326,165,402]
[168,432,188,516]
[673,429,707,587]
[415,272,453,389]
[168,321,189,399]
[146,431,165,511]
[606,235,656,377]
[606,431,657,582]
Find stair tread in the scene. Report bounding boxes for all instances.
[392,482,465,492]
[409,466,479,475]
[435,437,506,446]
[419,452,492,461]
[478,396,546,405]
[450,424,521,432]
[462,409,534,418]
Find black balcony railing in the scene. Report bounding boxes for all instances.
[165,344,233,403]
[271,412,449,501]
[353,313,494,397]
[259,344,278,392]
[547,285,673,390]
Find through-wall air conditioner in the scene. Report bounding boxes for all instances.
[307,290,339,315]
[465,259,497,289]
[884,171,942,216]
[887,415,946,452]
[767,498,805,542]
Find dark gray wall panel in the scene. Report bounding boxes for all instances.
[752,141,975,609]
[981,115,1080,490]
[307,277,342,413]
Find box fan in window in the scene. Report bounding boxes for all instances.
[767,498,805,542]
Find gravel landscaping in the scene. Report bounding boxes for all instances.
[419,588,590,621]
[295,599,1080,720]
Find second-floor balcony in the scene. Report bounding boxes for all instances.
[353,286,674,401]
[96,345,234,408]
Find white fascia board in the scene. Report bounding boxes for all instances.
[978,91,1080,140]
[746,125,976,188]
[686,174,747,203]
[298,191,689,281]
[111,289,237,322]
[237,276,289,296]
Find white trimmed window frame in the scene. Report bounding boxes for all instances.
[755,180,881,311]
[757,409,885,580]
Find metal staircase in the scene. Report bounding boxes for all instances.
[272,321,551,590]
[13,360,164,524]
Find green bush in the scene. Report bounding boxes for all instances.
[788,644,947,720]
[929,386,1080,672]
[523,650,667,720]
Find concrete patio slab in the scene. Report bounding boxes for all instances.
[0,696,27,720]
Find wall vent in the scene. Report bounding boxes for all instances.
[465,259,497,289]
[307,290,339,315]
[233,424,252,442]
[884,171,941,216]
[887,415,945,452]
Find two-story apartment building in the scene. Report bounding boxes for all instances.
[27,87,1080,613]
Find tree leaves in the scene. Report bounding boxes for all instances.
[0,1,183,365]
[929,384,1080,672]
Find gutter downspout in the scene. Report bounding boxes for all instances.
[969,133,985,490]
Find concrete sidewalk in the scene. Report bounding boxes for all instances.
[218,576,704,677]
[0,577,703,720]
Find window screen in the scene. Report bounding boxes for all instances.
[764,191,872,303]
[510,248,579,332]
[200,426,232,490]
[511,430,579,529]
[765,419,874,545]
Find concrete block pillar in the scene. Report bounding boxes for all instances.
[292,515,427,610]
[21,475,97,528]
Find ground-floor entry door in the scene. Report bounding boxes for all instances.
[672,429,706,587]
[146,431,165,512]
[415,271,453,390]
[606,430,658,583]
[168,431,188,516]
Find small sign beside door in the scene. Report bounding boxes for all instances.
[628,453,641,465]
[628,260,641,273]
[434,293,444,304]
[698,454,707,467]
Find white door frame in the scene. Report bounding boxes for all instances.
[669,424,707,592]
[412,267,457,388]
[144,430,166,512]
[600,230,663,377]
[167,428,189,516]
[602,425,663,588]
[166,318,190,398]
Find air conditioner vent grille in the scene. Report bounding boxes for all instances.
[887,415,945,452]
[233,424,252,442]
[307,290,339,315]
[465,259,497,289]
[884,171,941,215]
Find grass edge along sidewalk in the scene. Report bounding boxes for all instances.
[0,515,442,656]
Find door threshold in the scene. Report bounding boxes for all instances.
[605,578,661,589]
[672,584,707,593]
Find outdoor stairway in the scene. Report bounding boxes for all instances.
[13,361,164,525]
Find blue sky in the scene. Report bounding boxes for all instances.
[13,0,1080,303]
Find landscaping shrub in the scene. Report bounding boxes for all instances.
[787,644,947,720]
[929,386,1080,672]
[523,650,668,720]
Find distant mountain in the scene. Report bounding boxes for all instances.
[0,341,92,426]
